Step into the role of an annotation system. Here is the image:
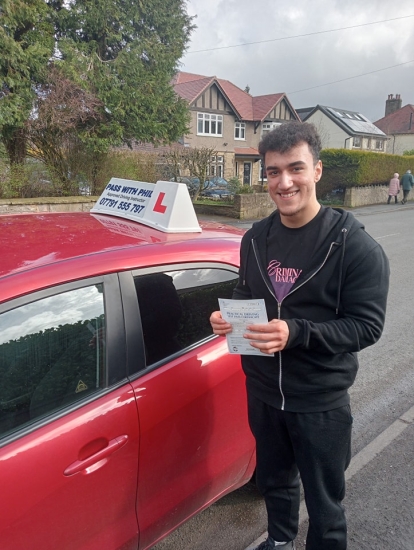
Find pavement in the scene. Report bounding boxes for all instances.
[245,404,414,550]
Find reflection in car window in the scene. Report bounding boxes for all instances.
[0,285,105,439]
[134,268,238,367]
[166,268,236,290]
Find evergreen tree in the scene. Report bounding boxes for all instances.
[53,0,194,149]
[0,0,54,163]
[1,0,195,174]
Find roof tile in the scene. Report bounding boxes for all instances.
[374,104,414,135]
[174,76,215,103]
[173,71,288,122]
[234,147,260,156]
[216,78,253,119]
[253,94,285,120]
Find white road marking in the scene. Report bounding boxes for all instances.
[374,233,400,240]
[244,404,414,549]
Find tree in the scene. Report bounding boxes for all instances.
[163,147,183,181]
[1,0,195,181]
[54,0,194,150]
[163,146,217,201]
[26,65,104,194]
[182,147,217,201]
[0,0,54,164]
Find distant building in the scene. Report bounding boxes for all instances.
[297,105,387,152]
[172,72,301,185]
[374,95,414,155]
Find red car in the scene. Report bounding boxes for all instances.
[0,209,255,550]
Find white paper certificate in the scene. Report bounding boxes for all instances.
[218,298,273,356]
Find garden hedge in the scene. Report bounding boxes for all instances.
[317,149,414,199]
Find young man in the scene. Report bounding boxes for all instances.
[210,122,389,550]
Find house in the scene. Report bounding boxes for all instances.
[172,72,301,186]
[374,94,414,155]
[296,105,387,152]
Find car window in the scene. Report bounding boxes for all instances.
[0,285,105,439]
[134,268,238,366]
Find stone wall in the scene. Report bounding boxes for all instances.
[193,203,238,218]
[344,185,390,207]
[0,194,276,221]
[236,193,276,219]
[0,186,400,220]
[0,196,97,214]
[194,194,276,219]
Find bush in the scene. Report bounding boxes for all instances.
[0,149,163,199]
[227,176,242,194]
[0,158,58,199]
[238,184,254,194]
[318,149,414,200]
[227,176,254,195]
[79,149,162,196]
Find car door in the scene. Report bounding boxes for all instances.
[0,275,140,550]
[119,265,256,549]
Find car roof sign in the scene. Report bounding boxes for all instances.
[91,178,201,233]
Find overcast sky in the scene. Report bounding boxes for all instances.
[180,0,414,122]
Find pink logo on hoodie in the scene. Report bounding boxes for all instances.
[267,260,302,302]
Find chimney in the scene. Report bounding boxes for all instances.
[385,94,402,117]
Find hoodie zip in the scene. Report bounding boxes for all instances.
[251,233,346,410]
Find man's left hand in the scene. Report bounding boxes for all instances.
[244,319,289,354]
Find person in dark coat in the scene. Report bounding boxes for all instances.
[400,169,414,204]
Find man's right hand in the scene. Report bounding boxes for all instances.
[210,310,233,335]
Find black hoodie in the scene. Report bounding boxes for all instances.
[233,206,390,413]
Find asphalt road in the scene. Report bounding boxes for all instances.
[155,203,414,550]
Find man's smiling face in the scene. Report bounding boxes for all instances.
[265,141,323,228]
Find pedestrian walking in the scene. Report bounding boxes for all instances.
[387,172,400,204]
[210,122,390,550]
[400,169,414,204]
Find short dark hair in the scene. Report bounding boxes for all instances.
[258,121,322,164]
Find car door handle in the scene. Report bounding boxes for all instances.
[64,435,129,476]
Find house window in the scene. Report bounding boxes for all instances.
[207,155,224,177]
[262,122,280,136]
[353,136,361,148]
[375,140,384,150]
[234,122,246,140]
[197,113,223,136]
[260,159,267,182]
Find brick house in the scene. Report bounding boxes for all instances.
[172,72,300,186]
[374,94,414,155]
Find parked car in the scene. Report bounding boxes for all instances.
[201,188,234,200]
[200,177,233,199]
[0,209,255,550]
[169,176,199,197]
[204,176,229,188]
